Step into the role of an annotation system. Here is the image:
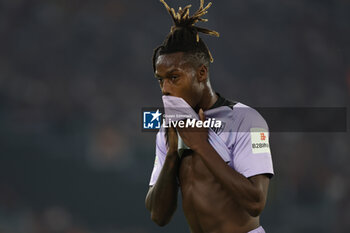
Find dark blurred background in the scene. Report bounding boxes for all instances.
[0,0,349,232]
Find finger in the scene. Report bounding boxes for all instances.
[167,127,178,149]
[199,108,205,121]
[176,125,182,134]
[168,125,175,132]
[176,126,185,136]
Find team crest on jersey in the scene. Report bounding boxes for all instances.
[211,122,226,135]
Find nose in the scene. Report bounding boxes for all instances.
[161,79,171,96]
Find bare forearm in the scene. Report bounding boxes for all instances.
[145,152,180,225]
[194,142,265,216]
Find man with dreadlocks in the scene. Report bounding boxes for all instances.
[145,1,274,233]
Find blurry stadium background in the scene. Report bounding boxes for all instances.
[0,0,349,232]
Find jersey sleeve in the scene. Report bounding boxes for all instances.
[232,107,274,178]
[149,130,167,186]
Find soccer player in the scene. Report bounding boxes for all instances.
[145,1,274,232]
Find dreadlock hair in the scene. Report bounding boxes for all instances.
[152,0,220,73]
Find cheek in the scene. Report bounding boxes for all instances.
[181,80,201,107]
[171,72,200,107]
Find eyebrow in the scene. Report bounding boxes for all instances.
[155,68,180,78]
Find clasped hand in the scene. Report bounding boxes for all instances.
[176,109,209,152]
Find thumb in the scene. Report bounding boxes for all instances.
[199,108,206,121]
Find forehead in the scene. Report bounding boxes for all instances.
[155,52,190,71]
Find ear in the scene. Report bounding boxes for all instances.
[197,64,208,82]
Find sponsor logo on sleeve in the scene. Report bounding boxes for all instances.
[250,128,271,154]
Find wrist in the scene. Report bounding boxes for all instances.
[165,150,180,170]
[167,149,179,158]
[191,140,211,154]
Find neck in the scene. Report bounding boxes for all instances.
[195,86,218,112]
